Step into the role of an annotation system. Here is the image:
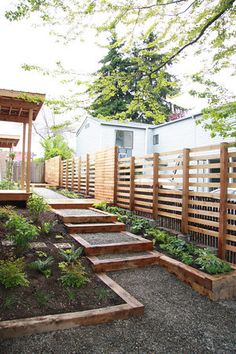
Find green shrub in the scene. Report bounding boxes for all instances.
[58,189,81,199]
[27,194,49,222]
[6,214,39,251]
[0,258,29,288]
[40,220,57,235]
[0,206,16,222]
[30,256,54,278]
[146,228,169,244]
[93,201,108,211]
[180,252,194,265]
[195,251,231,274]
[129,217,151,235]
[60,246,83,264]
[0,180,17,190]
[59,261,89,288]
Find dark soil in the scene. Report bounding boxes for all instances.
[0,208,124,322]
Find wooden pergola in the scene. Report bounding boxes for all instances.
[0,89,45,199]
[0,135,20,149]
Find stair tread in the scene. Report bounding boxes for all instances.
[66,222,124,227]
[73,232,147,245]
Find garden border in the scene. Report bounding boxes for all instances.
[0,273,144,339]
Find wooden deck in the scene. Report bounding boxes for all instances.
[0,190,31,201]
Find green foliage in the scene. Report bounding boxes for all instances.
[88,33,180,123]
[96,288,109,301]
[129,217,150,235]
[55,234,64,240]
[0,180,17,190]
[35,290,50,307]
[2,295,16,310]
[60,246,83,264]
[59,261,89,288]
[146,228,168,245]
[0,258,29,288]
[30,256,54,278]
[58,189,81,199]
[36,250,48,258]
[195,250,231,274]
[65,288,76,301]
[40,220,57,235]
[93,201,108,211]
[6,214,39,251]
[41,135,73,160]
[0,206,16,222]
[27,194,49,222]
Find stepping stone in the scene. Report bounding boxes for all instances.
[30,242,47,249]
[54,243,72,249]
[1,240,14,246]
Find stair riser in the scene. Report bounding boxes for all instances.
[90,256,160,272]
[62,215,117,224]
[66,224,126,233]
[85,242,153,256]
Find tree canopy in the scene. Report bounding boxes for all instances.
[5,0,236,137]
[88,33,181,124]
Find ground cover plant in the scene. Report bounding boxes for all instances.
[94,201,232,275]
[0,202,123,321]
[53,188,82,199]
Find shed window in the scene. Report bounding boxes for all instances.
[153,134,159,145]
[115,130,133,149]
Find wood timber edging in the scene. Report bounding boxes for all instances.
[0,273,144,339]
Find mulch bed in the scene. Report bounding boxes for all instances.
[0,208,124,322]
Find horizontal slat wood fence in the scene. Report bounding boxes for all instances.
[57,142,236,263]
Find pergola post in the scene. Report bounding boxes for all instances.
[26,109,33,193]
[21,122,26,190]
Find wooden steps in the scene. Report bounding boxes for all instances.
[65,222,125,233]
[71,233,153,256]
[88,251,160,272]
[51,208,117,224]
[47,199,98,209]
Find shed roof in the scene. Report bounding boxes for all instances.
[0,89,46,123]
[0,134,20,148]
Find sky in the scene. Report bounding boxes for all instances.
[0,2,235,156]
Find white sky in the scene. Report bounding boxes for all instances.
[0,2,235,156]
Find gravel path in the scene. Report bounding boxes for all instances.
[1,265,236,354]
[77,232,139,245]
[32,188,68,200]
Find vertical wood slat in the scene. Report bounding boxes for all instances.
[86,154,89,195]
[153,153,159,220]
[218,142,229,259]
[129,156,135,211]
[71,159,75,190]
[181,148,190,234]
[65,160,69,189]
[26,109,33,193]
[78,157,81,193]
[21,122,26,190]
[113,146,118,204]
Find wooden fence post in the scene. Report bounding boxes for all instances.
[218,142,229,260]
[129,156,135,211]
[71,158,75,191]
[65,160,69,189]
[59,157,62,187]
[153,153,159,220]
[181,148,190,234]
[86,154,90,196]
[113,146,118,205]
[78,157,81,193]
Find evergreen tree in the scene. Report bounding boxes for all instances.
[88,33,180,124]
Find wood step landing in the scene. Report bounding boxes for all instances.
[66,222,125,233]
[47,199,99,209]
[88,251,160,272]
[52,207,117,224]
[70,232,153,256]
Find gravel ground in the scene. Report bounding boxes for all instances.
[1,265,236,354]
[77,232,139,245]
[32,188,68,200]
[56,209,103,216]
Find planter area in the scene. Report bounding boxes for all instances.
[93,202,236,300]
[0,196,143,338]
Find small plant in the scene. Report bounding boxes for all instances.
[93,201,108,211]
[146,228,169,244]
[36,250,48,258]
[55,234,64,240]
[0,180,17,190]
[0,258,29,288]
[59,261,89,288]
[0,206,16,221]
[35,290,50,307]
[180,252,194,265]
[129,217,150,235]
[6,214,39,251]
[65,288,76,302]
[195,251,231,274]
[40,220,57,235]
[96,288,109,301]
[58,189,81,199]
[27,194,49,222]
[60,246,83,264]
[30,256,54,278]
[2,295,16,310]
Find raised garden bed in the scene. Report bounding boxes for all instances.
[0,198,143,338]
